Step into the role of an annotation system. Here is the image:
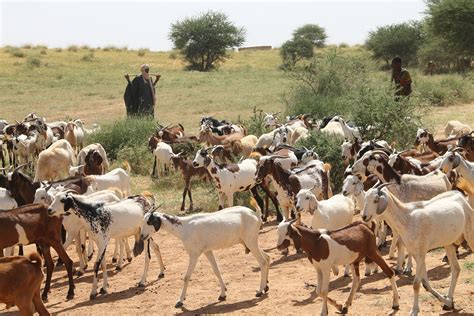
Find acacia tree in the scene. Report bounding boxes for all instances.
[169,11,245,71]
[281,24,327,68]
[292,24,327,48]
[365,21,423,66]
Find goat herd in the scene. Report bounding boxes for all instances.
[0,112,473,315]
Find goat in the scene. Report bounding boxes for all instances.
[444,120,471,138]
[198,125,243,147]
[192,148,265,211]
[362,184,474,315]
[151,141,174,178]
[415,129,458,155]
[48,193,164,299]
[341,139,391,165]
[170,153,211,211]
[230,134,258,157]
[0,203,75,300]
[77,143,109,174]
[276,220,399,316]
[0,253,50,316]
[133,205,270,308]
[34,139,76,182]
[457,133,474,162]
[440,148,474,195]
[0,188,17,210]
[352,150,452,273]
[85,167,131,197]
[155,123,185,143]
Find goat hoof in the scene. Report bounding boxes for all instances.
[281,249,289,256]
[99,288,108,295]
[344,273,350,278]
[137,282,146,288]
[66,291,75,300]
[218,295,226,301]
[296,248,303,254]
[115,266,122,271]
[442,303,454,311]
[175,301,184,308]
[403,269,412,276]
[392,305,400,310]
[41,295,48,302]
[90,293,97,300]
[88,254,94,261]
[394,269,402,275]
[76,270,84,277]
[442,255,449,263]
[264,285,269,293]
[256,291,263,297]
[111,258,118,263]
[158,273,165,279]
[56,261,64,267]
[340,306,348,314]
[127,257,133,263]
[365,272,371,277]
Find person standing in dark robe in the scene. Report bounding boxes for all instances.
[124,64,160,117]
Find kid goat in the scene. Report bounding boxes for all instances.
[276,220,399,316]
[134,205,270,308]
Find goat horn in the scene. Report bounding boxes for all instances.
[289,218,298,225]
[13,162,29,173]
[376,182,396,192]
[452,147,465,153]
[45,183,54,192]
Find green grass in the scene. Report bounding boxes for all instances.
[464,261,474,271]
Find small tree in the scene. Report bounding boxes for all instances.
[280,38,314,68]
[169,11,245,71]
[293,24,327,48]
[365,21,423,66]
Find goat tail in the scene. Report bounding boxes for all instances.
[27,252,43,269]
[122,160,132,174]
[323,163,332,172]
[249,197,263,222]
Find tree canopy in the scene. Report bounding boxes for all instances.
[169,11,245,71]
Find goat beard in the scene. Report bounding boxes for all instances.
[133,239,145,257]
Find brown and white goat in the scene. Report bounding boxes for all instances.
[415,129,458,155]
[277,220,399,316]
[0,253,50,316]
[0,203,75,300]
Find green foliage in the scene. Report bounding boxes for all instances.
[339,43,349,48]
[40,49,47,55]
[67,45,79,52]
[169,11,245,71]
[365,21,423,65]
[415,74,474,106]
[426,0,474,56]
[88,117,156,162]
[55,47,63,52]
[21,44,32,49]
[8,48,26,58]
[81,52,95,62]
[238,107,267,137]
[464,261,474,271]
[293,24,327,48]
[137,48,148,56]
[280,38,314,68]
[116,146,153,176]
[26,56,41,68]
[299,132,346,192]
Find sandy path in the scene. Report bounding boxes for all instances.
[1,212,473,315]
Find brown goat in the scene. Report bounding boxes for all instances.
[84,149,104,175]
[277,221,399,315]
[0,203,75,300]
[0,253,50,316]
[155,124,185,143]
[170,154,211,211]
[415,130,459,155]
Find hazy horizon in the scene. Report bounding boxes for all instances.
[1,0,426,51]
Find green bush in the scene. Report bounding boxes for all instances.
[238,107,267,137]
[88,118,157,174]
[22,44,32,49]
[415,75,474,106]
[9,48,26,58]
[67,45,79,52]
[116,146,153,176]
[299,132,346,192]
[40,49,47,55]
[81,52,95,62]
[26,56,41,68]
[55,48,63,52]
[137,48,148,57]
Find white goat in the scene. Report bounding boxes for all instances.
[152,141,174,177]
[193,148,259,209]
[362,185,474,316]
[48,193,165,299]
[34,139,76,182]
[85,168,131,197]
[444,120,472,138]
[440,149,474,195]
[0,188,17,210]
[135,205,270,308]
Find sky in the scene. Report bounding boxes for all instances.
[1,0,427,51]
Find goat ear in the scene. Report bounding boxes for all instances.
[149,214,162,232]
[452,155,461,168]
[376,193,388,214]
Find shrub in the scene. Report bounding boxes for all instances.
[169,51,178,60]
[238,107,267,137]
[67,45,79,52]
[137,48,148,57]
[26,56,41,68]
[55,47,63,52]
[338,43,349,48]
[116,146,153,176]
[34,45,48,50]
[299,132,346,192]
[415,75,474,107]
[88,117,156,164]
[9,48,26,58]
[21,44,32,49]
[280,38,314,68]
[40,49,47,55]
[81,52,94,62]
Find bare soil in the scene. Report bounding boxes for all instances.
[2,213,473,315]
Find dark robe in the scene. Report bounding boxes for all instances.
[124,75,155,117]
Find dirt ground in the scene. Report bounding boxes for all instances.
[1,213,473,316]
